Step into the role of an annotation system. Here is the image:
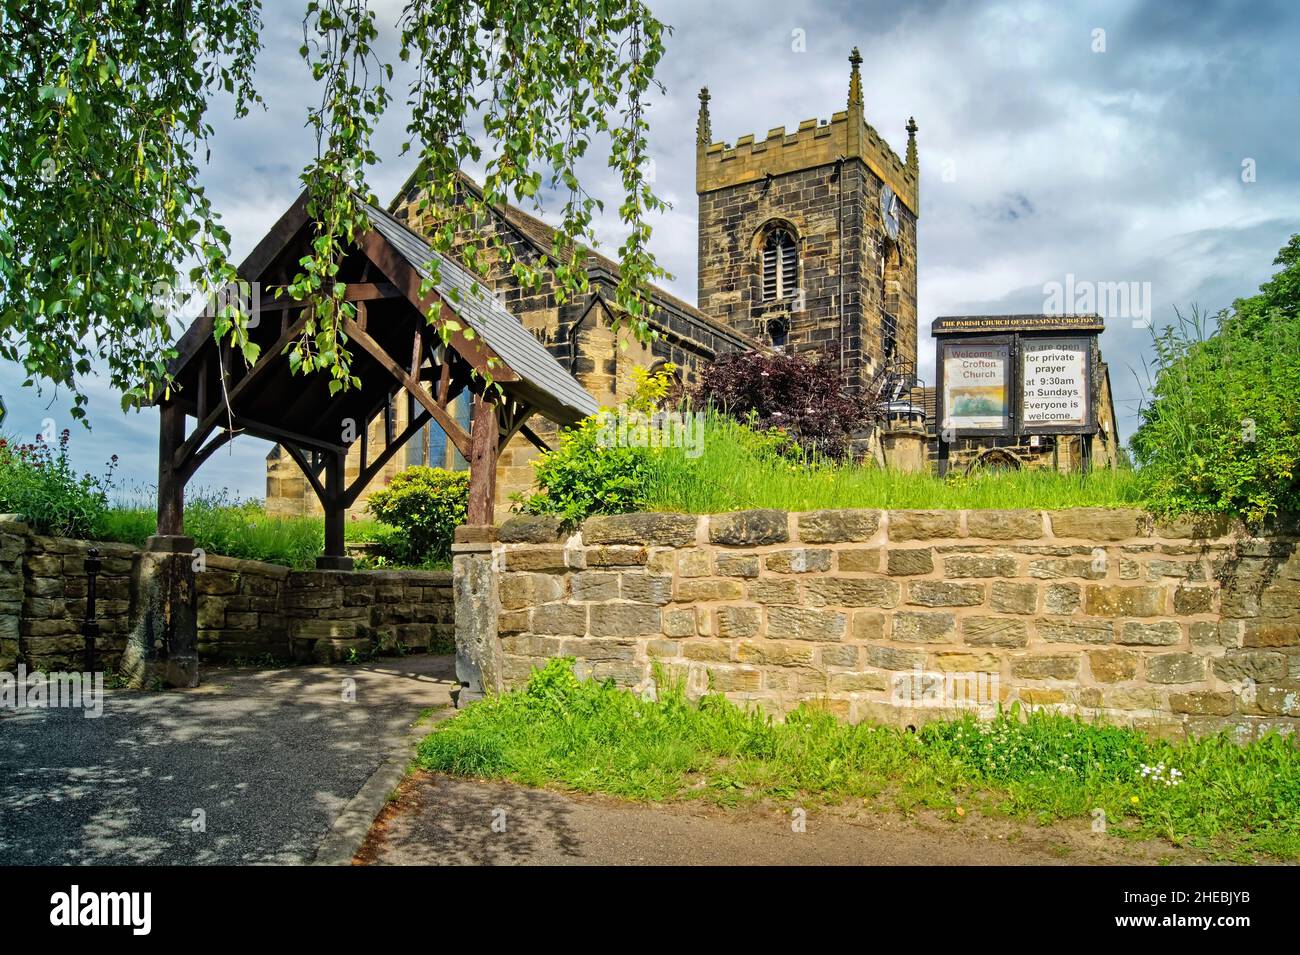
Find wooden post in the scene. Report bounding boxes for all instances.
[467,394,498,526]
[317,451,354,570]
[157,400,187,537]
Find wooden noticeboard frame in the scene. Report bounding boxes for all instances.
[933,318,1102,474]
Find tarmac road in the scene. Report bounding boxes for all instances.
[0,655,455,865]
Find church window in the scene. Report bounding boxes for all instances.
[762,228,797,301]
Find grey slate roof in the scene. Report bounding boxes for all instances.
[362,200,599,424]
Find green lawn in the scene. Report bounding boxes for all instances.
[642,412,1145,513]
[418,660,1300,863]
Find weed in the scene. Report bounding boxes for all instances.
[417,659,1300,861]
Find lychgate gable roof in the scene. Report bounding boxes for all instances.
[154,188,601,565]
[168,188,597,445]
[360,199,598,422]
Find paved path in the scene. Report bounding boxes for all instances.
[0,655,456,865]
[357,772,1184,866]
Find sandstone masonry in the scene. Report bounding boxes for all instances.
[464,508,1300,740]
[0,518,453,672]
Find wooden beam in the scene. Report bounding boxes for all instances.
[180,429,234,483]
[498,400,535,452]
[341,316,473,458]
[354,229,519,382]
[172,308,313,472]
[520,424,552,453]
[157,400,187,537]
[409,325,423,379]
[359,412,368,471]
[196,354,209,423]
[260,282,403,308]
[281,443,327,503]
[231,416,346,455]
[343,408,432,509]
[436,356,451,407]
[322,451,346,561]
[467,394,499,525]
[384,390,396,444]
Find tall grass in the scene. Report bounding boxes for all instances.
[643,411,1143,513]
[419,660,1300,861]
[93,491,323,568]
[90,489,386,569]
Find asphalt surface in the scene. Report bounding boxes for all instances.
[357,772,1182,866]
[0,655,456,865]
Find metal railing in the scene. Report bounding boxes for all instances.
[82,548,101,672]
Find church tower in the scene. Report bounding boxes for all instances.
[695,48,919,396]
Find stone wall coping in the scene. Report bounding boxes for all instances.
[17,532,457,580]
[364,569,453,584]
[477,508,1300,548]
[202,554,294,577]
[472,509,1300,551]
[0,516,30,534]
[285,567,453,584]
[29,534,138,556]
[455,525,500,545]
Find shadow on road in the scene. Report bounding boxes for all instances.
[0,655,456,866]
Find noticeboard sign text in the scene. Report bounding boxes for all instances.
[1020,338,1092,430]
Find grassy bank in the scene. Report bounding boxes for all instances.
[417,660,1300,862]
[641,413,1144,513]
[92,494,390,570]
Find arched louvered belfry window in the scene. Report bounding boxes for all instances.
[762,228,797,302]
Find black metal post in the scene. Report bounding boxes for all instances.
[83,548,101,672]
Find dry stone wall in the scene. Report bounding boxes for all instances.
[473,508,1300,740]
[283,568,454,663]
[0,518,453,672]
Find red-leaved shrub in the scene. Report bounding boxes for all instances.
[692,350,868,460]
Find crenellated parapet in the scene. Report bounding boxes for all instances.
[696,48,919,215]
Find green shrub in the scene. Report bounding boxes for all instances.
[1132,236,1300,525]
[518,414,653,524]
[1138,320,1300,525]
[0,430,116,536]
[518,363,682,524]
[693,349,867,459]
[366,466,468,565]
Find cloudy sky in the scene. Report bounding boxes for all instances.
[4,0,1298,501]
